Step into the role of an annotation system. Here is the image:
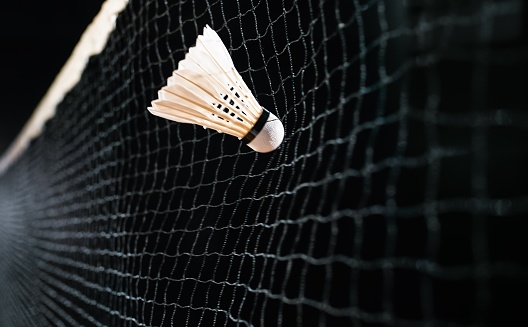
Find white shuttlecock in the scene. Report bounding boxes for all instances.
[147,25,284,153]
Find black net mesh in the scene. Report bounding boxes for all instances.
[1,0,527,326]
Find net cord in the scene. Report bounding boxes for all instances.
[0,0,129,175]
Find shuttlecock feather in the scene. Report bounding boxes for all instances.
[147,25,284,153]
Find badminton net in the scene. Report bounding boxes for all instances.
[0,0,528,326]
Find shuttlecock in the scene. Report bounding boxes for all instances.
[147,25,284,153]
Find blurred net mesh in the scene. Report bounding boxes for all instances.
[1,0,528,326]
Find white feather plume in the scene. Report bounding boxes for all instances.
[148,25,264,139]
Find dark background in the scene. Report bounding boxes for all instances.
[0,1,104,154]
[0,1,527,326]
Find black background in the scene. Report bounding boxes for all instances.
[0,1,104,153]
[0,1,527,326]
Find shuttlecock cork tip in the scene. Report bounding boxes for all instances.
[243,109,284,153]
